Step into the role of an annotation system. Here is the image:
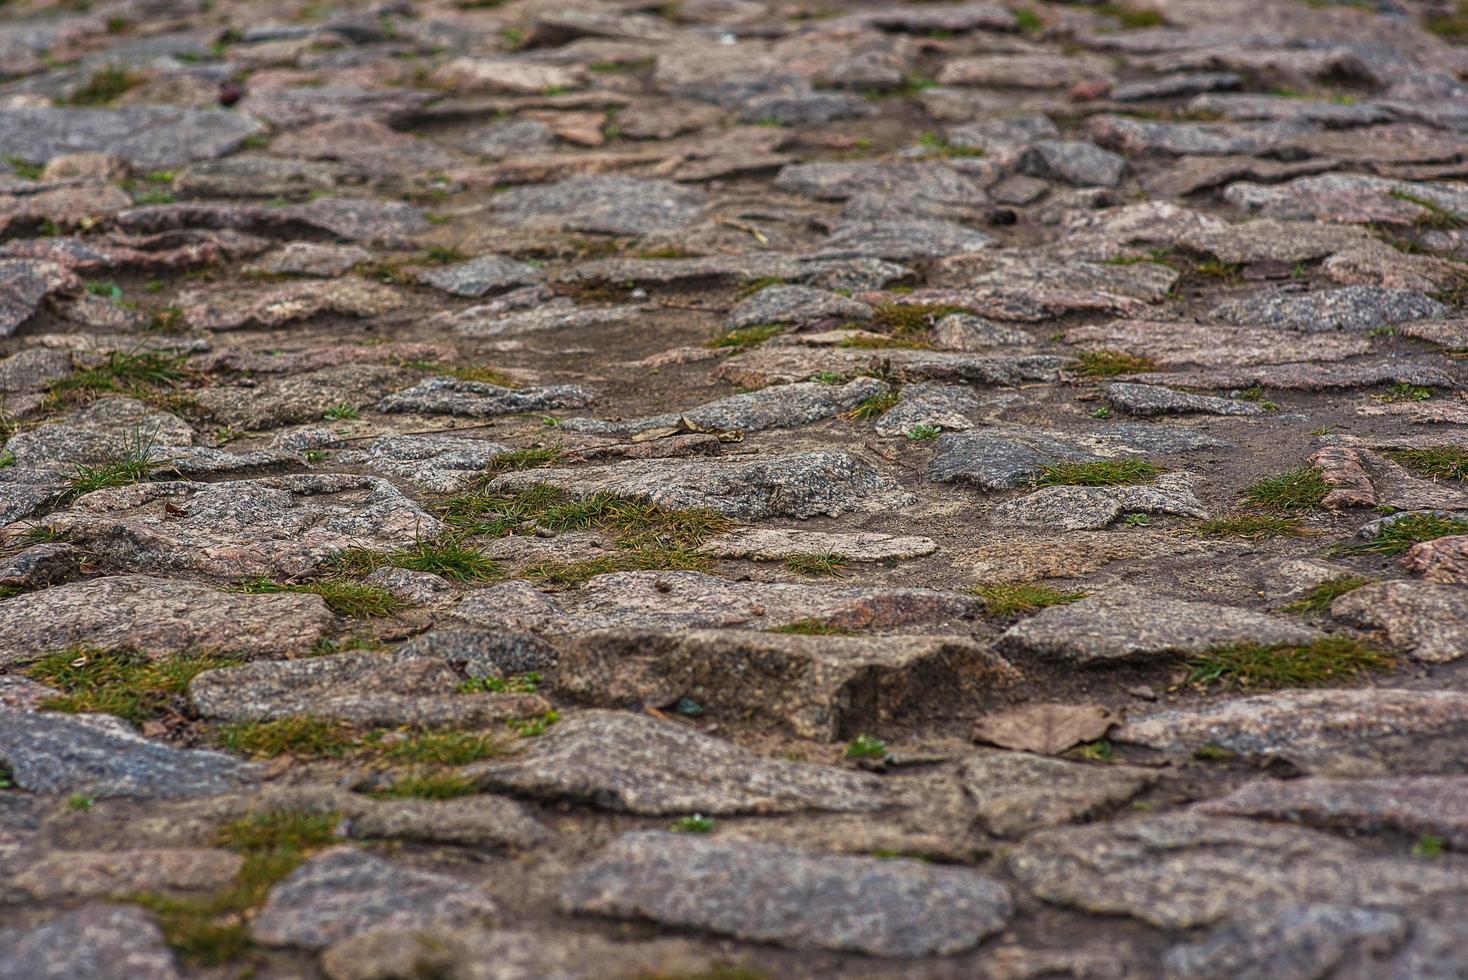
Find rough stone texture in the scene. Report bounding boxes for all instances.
[553,629,1016,740]
[377,377,593,418]
[697,527,937,562]
[1198,775,1468,849]
[453,571,976,634]
[0,107,266,168]
[726,284,872,328]
[0,259,80,335]
[178,279,405,330]
[8,847,243,902]
[251,847,497,951]
[561,831,1013,956]
[0,904,183,980]
[0,711,258,798]
[1116,689,1468,761]
[1161,904,1407,980]
[1106,382,1265,417]
[1329,581,1468,663]
[489,450,915,519]
[415,255,540,298]
[998,592,1320,664]
[992,473,1209,531]
[490,176,706,235]
[0,575,334,665]
[1210,286,1447,333]
[42,475,441,578]
[559,378,885,437]
[466,710,886,814]
[335,435,510,492]
[1008,813,1468,930]
[190,649,549,727]
[959,752,1157,838]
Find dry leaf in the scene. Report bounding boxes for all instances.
[973,702,1118,755]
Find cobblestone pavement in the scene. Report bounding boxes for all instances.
[2,0,1468,977]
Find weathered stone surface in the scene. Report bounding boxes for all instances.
[1179,219,1377,264]
[1007,813,1467,930]
[992,473,1209,531]
[1329,581,1468,663]
[1401,534,1468,584]
[697,527,937,562]
[1210,286,1447,333]
[42,475,442,578]
[813,219,995,261]
[178,279,405,330]
[490,176,706,235]
[0,107,265,169]
[959,752,1156,838]
[244,242,371,278]
[559,378,885,437]
[377,377,593,418]
[489,450,914,519]
[3,396,192,468]
[319,927,713,980]
[467,710,886,814]
[875,382,990,436]
[928,432,1096,490]
[553,629,1015,740]
[252,847,497,951]
[1087,114,1313,157]
[1116,689,1468,761]
[7,848,242,902]
[191,364,407,430]
[0,259,79,335]
[775,160,984,202]
[1019,141,1126,187]
[562,831,1013,956]
[190,648,549,727]
[415,255,540,297]
[998,592,1320,664]
[938,53,1112,89]
[0,575,333,665]
[454,572,975,633]
[335,435,510,492]
[1161,904,1406,980]
[0,904,183,980]
[1068,318,1372,368]
[726,284,871,329]
[1105,382,1264,417]
[0,711,258,798]
[1198,775,1468,849]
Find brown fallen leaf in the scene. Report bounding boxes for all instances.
[973,702,1118,756]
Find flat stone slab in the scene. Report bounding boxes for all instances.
[42,474,442,578]
[9,847,242,902]
[453,571,977,633]
[0,903,183,980]
[959,752,1157,838]
[0,259,79,336]
[252,847,497,951]
[378,377,593,418]
[1116,689,1468,762]
[1007,813,1467,931]
[177,279,404,330]
[465,710,886,814]
[489,175,706,235]
[0,106,266,169]
[1178,219,1377,264]
[557,378,887,437]
[488,450,916,519]
[1329,581,1468,664]
[0,711,258,799]
[726,284,872,329]
[1067,319,1372,369]
[992,473,1209,531]
[415,255,540,297]
[697,527,937,562]
[189,649,550,728]
[1162,904,1406,980]
[0,575,334,666]
[553,629,1017,740]
[1210,286,1447,333]
[335,435,511,492]
[1105,382,1265,417]
[561,831,1013,956]
[1197,775,1468,849]
[997,592,1321,664]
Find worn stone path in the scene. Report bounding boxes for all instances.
[1,0,1467,976]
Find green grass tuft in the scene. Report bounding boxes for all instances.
[764,620,856,636]
[1243,468,1329,511]
[46,350,189,409]
[1285,576,1371,613]
[845,734,887,759]
[237,578,405,618]
[974,582,1087,617]
[1192,513,1312,540]
[1334,513,1468,557]
[218,717,355,758]
[371,774,478,800]
[847,391,901,421]
[29,649,238,725]
[1071,350,1158,377]
[1390,446,1468,482]
[1036,460,1163,487]
[383,731,504,766]
[784,552,848,577]
[64,65,141,106]
[1182,637,1393,690]
[710,323,782,350]
[672,814,715,833]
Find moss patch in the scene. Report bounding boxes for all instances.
[1183,637,1393,690]
[974,582,1087,617]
